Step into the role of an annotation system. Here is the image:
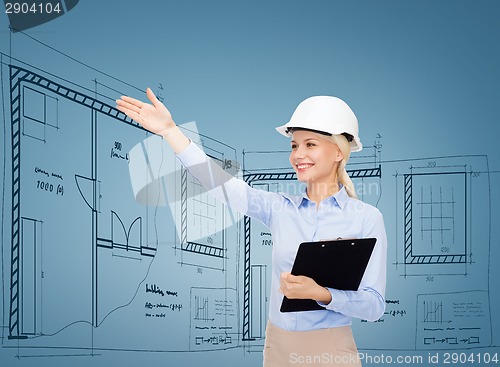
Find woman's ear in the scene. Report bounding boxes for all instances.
[335,146,344,162]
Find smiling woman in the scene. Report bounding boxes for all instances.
[116,91,387,367]
[278,96,361,202]
[289,131,352,205]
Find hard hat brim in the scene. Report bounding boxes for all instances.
[275,123,363,152]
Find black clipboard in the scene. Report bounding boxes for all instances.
[280,237,377,312]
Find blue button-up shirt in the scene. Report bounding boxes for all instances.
[176,141,387,331]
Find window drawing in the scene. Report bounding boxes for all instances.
[404,172,467,265]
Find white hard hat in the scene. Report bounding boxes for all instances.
[276,96,362,152]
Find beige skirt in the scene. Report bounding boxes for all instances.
[263,321,362,367]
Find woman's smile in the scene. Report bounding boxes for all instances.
[296,162,315,172]
[290,130,342,185]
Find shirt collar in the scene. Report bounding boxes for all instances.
[332,185,350,210]
[281,184,350,210]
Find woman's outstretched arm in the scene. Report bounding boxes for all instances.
[116,87,190,154]
[116,88,278,227]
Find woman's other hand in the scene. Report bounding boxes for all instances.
[280,272,332,304]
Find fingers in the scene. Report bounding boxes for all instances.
[116,104,143,125]
[280,272,294,295]
[118,95,145,109]
[117,87,161,111]
[280,273,318,300]
[115,96,148,126]
[116,87,165,121]
[281,272,301,283]
[279,273,287,295]
[280,274,300,298]
[146,87,162,108]
[116,98,142,114]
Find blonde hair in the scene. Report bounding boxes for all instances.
[321,133,358,199]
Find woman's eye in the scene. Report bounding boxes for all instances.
[291,145,297,150]
[307,143,315,147]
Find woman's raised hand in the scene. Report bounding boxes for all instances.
[116,88,190,154]
[116,87,175,136]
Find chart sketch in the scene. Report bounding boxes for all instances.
[416,291,491,350]
[189,287,238,351]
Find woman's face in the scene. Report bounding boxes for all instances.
[289,130,343,185]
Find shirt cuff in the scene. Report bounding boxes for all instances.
[317,288,349,311]
[175,139,205,167]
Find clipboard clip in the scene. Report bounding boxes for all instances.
[320,237,358,246]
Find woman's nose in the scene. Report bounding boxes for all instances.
[294,146,306,159]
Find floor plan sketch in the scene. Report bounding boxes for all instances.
[0,58,243,357]
[6,62,160,342]
[378,155,492,351]
[394,156,490,279]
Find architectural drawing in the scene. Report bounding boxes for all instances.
[0,31,496,365]
[7,63,158,340]
[395,156,490,278]
[1,59,243,357]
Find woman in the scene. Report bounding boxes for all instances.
[116,90,387,366]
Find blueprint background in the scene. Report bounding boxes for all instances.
[1,1,499,366]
